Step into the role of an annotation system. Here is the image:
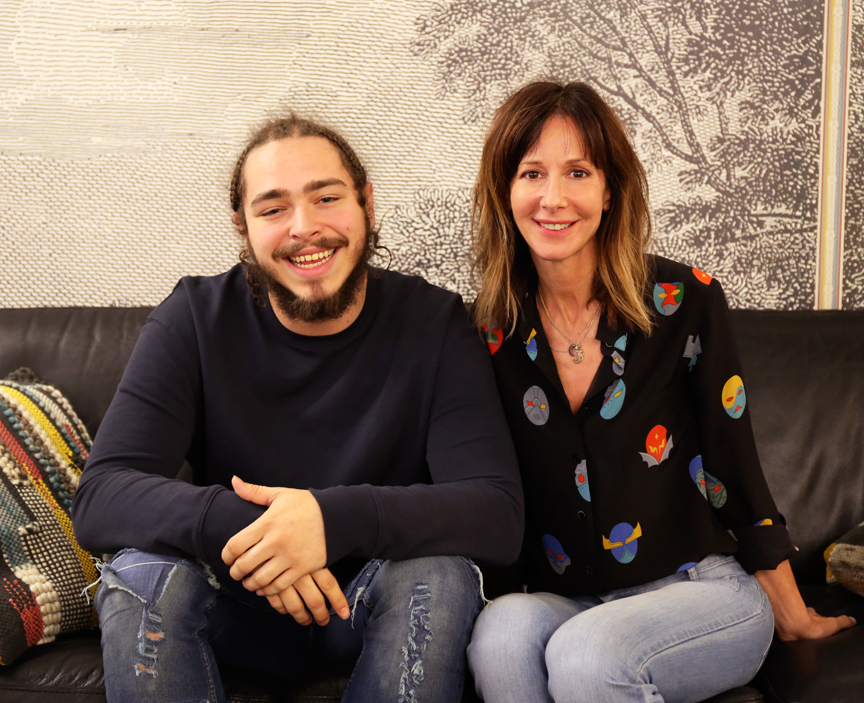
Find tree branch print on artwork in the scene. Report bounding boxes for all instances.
[388,188,476,298]
[411,0,822,308]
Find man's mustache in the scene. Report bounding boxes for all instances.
[272,236,350,260]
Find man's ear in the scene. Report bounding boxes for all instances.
[232,212,246,234]
[364,183,375,229]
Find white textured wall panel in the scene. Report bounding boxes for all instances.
[0,0,848,309]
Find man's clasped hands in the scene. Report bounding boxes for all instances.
[221,476,351,627]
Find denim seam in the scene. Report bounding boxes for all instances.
[196,587,221,702]
[691,556,736,578]
[633,592,768,679]
[456,557,486,607]
[753,584,774,675]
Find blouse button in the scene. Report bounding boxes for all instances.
[586,566,594,575]
[577,511,586,519]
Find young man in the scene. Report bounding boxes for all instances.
[71,116,524,703]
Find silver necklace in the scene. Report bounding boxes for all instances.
[538,290,601,364]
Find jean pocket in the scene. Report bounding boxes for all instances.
[720,575,741,592]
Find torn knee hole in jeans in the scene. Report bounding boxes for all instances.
[134,607,163,678]
[398,583,432,703]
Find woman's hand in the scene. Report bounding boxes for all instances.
[264,568,351,626]
[755,560,856,641]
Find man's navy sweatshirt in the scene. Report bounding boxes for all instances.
[72,266,524,581]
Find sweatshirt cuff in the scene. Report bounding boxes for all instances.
[732,523,798,573]
[310,484,380,565]
[199,487,267,566]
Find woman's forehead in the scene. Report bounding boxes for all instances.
[521,115,591,161]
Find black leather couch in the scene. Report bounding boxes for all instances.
[0,306,862,703]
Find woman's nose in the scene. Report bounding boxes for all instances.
[540,178,566,210]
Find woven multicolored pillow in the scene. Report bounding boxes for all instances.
[825,522,864,598]
[0,369,99,665]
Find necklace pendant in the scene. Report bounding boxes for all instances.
[569,343,584,364]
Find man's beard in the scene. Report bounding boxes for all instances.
[244,226,372,324]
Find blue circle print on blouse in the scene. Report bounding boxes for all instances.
[542,534,571,575]
[523,385,550,425]
[600,379,625,419]
[575,459,591,502]
[525,328,538,361]
[603,522,642,564]
[703,470,728,508]
[689,455,707,498]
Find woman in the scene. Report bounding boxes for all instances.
[467,81,854,703]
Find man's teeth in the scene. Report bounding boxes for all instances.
[290,249,336,268]
[540,222,572,231]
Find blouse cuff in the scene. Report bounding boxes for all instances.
[732,523,798,573]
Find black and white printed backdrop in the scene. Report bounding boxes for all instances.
[0,0,858,309]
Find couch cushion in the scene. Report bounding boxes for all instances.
[731,310,864,585]
[755,584,864,703]
[0,371,100,665]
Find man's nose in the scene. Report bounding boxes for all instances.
[288,205,320,239]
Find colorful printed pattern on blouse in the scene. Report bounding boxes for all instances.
[603,522,642,563]
[523,385,550,425]
[487,256,795,596]
[482,323,503,355]
[654,282,684,315]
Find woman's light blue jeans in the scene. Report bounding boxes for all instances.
[468,555,774,703]
[95,549,483,703]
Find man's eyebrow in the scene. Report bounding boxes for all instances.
[303,178,348,194]
[249,179,350,208]
[250,189,289,208]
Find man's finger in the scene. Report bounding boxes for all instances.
[266,592,287,615]
[222,520,264,568]
[231,475,285,507]
[277,586,313,626]
[294,574,331,626]
[312,569,350,620]
[227,538,273,581]
[259,567,306,596]
[242,554,292,592]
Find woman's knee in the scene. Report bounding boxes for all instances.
[469,593,564,674]
[545,618,634,703]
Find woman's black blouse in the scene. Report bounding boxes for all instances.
[485,256,796,597]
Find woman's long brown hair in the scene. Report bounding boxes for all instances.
[472,81,654,337]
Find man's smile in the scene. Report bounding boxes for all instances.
[288,248,337,269]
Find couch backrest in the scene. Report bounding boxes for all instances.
[732,310,864,584]
[0,307,152,437]
[1,306,862,584]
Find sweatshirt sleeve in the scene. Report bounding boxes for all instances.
[71,288,264,563]
[311,301,525,567]
[686,277,797,573]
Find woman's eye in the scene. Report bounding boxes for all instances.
[521,170,542,180]
[571,169,589,178]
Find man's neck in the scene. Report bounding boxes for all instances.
[269,276,369,337]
